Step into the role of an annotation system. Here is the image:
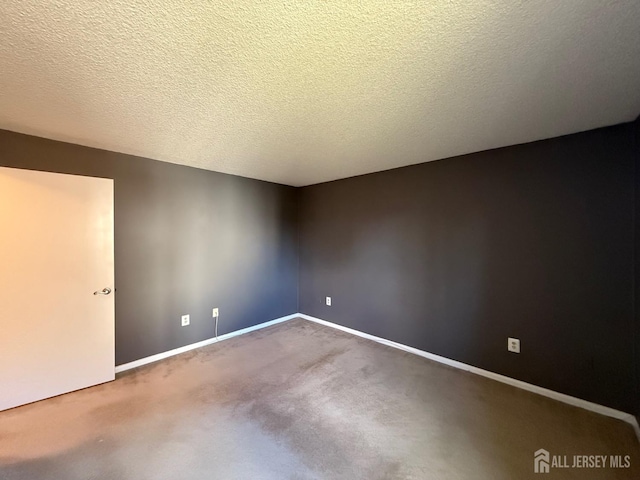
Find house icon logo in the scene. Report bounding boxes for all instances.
[534,449,550,473]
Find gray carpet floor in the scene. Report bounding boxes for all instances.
[0,318,638,479]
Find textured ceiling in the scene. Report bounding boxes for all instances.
[1,1,640,186]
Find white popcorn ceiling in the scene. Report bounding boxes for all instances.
[1,1,639,186]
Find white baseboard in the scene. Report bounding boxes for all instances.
[114,313,300,374]
[297,313,640,441]
[114,312,639,442]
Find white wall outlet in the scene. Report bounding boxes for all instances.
[508,337,520,353]
[213,308,219,318]
[181,314,190,326]
[326,296,331,306]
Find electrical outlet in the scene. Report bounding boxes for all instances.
[326,296,331,306]
[181,314,190,326]
[213,308,219,318]
[508,337,520,353]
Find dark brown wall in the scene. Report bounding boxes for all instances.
[0,130,298,365]
[635,115,640,418]
[3,122,637,414]
[299,123,637,413]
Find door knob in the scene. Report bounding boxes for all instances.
[93,287,112,295]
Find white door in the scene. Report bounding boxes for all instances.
[0,167,114,411]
